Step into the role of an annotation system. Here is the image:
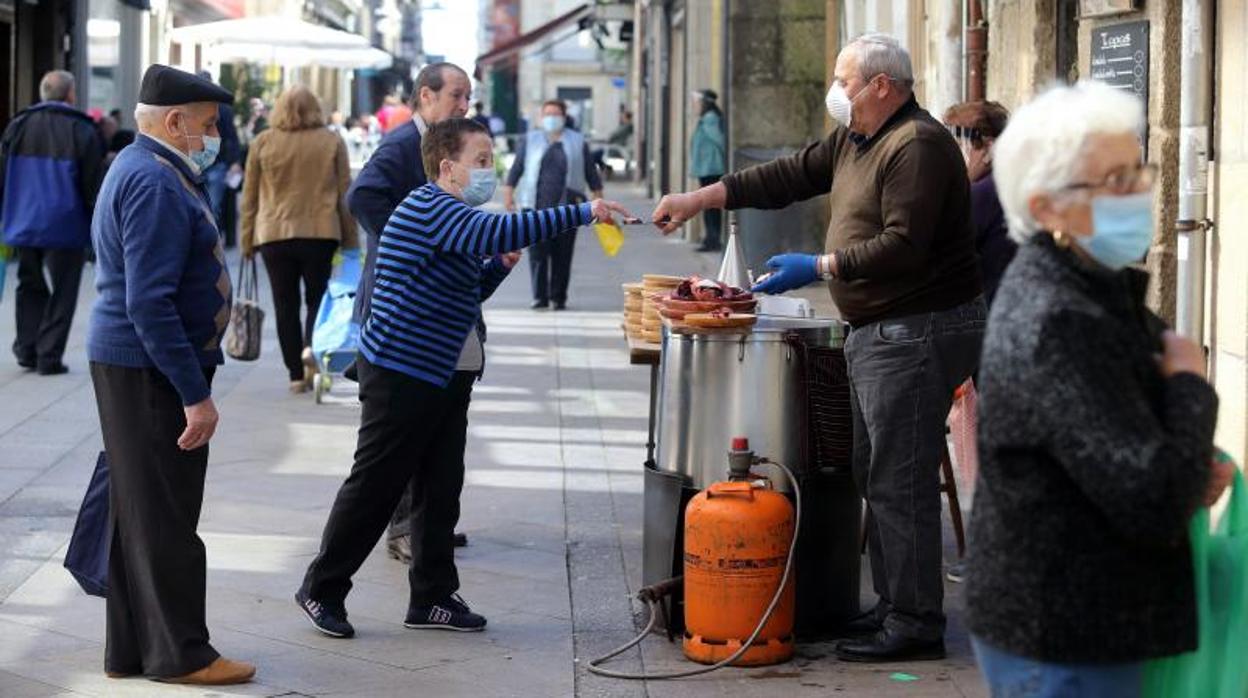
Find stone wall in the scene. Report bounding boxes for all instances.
[727,0,829,258]
[1211,0,1248,463]
[1078,0,1182,321]
[985,0,1057,112]
[728,0,827,152]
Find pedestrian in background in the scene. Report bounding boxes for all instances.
[965,80,1233,698]
[346,61,472,564]
[502,98,603,310]
[654,34,984,663]
[471,100,494,135]
[0,70,105,375]
[940,99,1013,586]
[241,86,357,393]
[943,100,1015,306]
[689,89,726,252]
[87,64,254,686]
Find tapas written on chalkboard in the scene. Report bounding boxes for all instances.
[1090,20,1150,154]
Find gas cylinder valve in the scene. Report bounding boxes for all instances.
[727,437,754,480]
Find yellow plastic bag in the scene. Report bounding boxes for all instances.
[594,221,624,258]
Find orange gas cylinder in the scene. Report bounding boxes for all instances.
[683,478,795,666]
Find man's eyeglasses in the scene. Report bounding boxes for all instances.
[1062,163,1157,195]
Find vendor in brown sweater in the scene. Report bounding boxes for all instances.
[654,33,985,663]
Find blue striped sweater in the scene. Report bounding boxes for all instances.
[360,182,592,386]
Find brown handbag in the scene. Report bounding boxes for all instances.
[225,257,265,361]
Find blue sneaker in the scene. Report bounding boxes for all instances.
[405,593,487,632]
[295,589,355,638]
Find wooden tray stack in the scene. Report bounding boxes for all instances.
[622,282,644,339]
[640,274,683,344]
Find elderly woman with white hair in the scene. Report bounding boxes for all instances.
[966,80,1234,696]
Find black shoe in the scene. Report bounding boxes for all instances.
[37,363,68,376]
[453,532,468,547]
[840,608,886,638]
[835,629,945,663]
[343,360,358,383]
[531,300,549,310]
[553,302,567,311]
[696,243,722,253]
[387,535,412,564]
[946,561,966,584]
[405,593,487,632]
[295,590,355,638]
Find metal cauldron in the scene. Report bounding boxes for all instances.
[654,316,845,491]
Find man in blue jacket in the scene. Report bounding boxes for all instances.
[87,65,254,686]
[346,61,470,564]
[0,70,105,374]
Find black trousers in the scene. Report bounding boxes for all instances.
[529,229,577,305]
[90,362,219,678]
[13,246,85,369]
[259,239,337,381]
[697,175,723,248]
[302,359,474,608]
[845,298,985,642]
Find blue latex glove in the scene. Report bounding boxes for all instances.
[751,253,820,295]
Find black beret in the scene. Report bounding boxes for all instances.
[701,89,718,101]
[139,64,232,106]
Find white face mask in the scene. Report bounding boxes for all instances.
[825,78,875,129]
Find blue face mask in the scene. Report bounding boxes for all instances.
[460,166,497,207]
[183,128,221,172]
[1080,191,1154,270]
[541,115,564,134]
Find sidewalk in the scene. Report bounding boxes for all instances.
[0,181,984,697]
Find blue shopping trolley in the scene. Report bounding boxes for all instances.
[310,248,362,403]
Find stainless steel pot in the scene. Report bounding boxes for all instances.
[655,316,846,491]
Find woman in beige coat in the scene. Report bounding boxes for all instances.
[242,86,357,392]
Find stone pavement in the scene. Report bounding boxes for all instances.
[0,182,985,697]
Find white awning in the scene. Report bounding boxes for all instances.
[169,17,393,70]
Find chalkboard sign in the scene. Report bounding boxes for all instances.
[1090,20,1149,154]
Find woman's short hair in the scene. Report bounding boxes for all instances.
[943,100,1010,147]
[422,117,489,180]
[270,86,325,131]
[992,80,1144,242]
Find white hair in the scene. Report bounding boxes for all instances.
[993,80,1144,242]
[133,103,179,133]
[846,33,914,89]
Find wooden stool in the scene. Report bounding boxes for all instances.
[860,440,966,559]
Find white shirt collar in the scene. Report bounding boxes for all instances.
[148,134,201,174]
[412,112,428,136]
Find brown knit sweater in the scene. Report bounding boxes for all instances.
[721,97,982,325]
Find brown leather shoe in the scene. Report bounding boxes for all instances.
[159,657,256,685]
[105,670,136,679]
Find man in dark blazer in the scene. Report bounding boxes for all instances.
[347,61,471,563]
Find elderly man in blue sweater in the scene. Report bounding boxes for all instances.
[346,61,472,563]
[87,65,254,686]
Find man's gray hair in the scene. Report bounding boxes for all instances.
[993,80,1144,242]
[847,33,914,89]
[39,70,75,102]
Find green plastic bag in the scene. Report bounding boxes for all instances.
[1143,465,1248,697]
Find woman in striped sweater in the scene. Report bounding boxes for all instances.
[297,118,631,638]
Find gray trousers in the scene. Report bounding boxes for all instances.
[845,297,985,641]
